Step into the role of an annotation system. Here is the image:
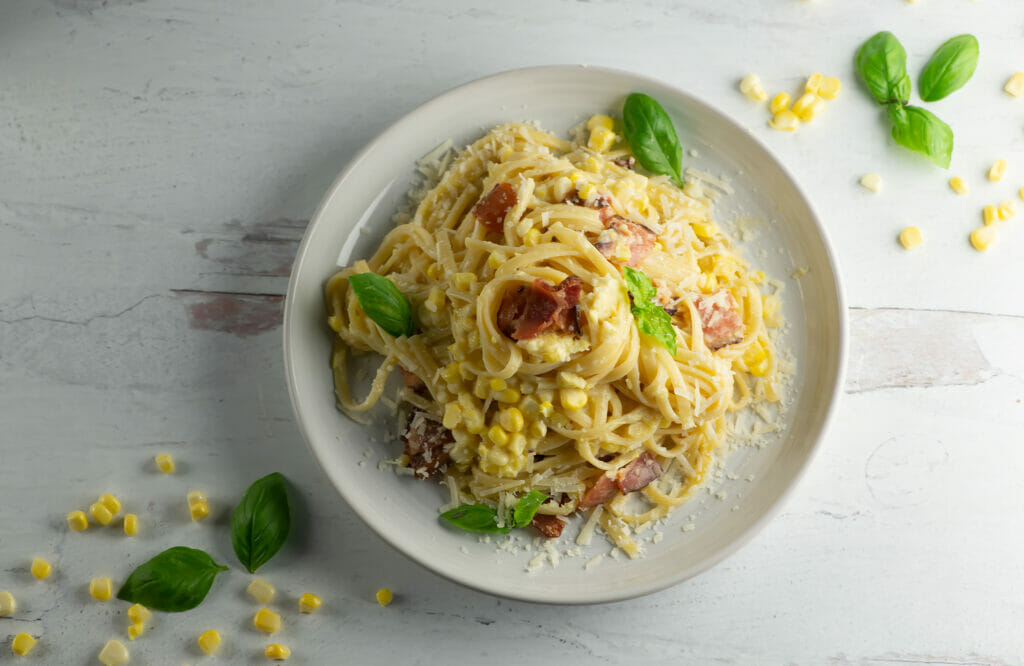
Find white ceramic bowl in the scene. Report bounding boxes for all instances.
[284,66,847,604]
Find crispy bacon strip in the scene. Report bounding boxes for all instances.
[496,276,582,341]
[694,290,744,351]
[578,473,617,509]
[593,215,657,267]
[473,182,517,233]
[401,409,452,480]
[615,452,662,494]
[530,514,566,538]
[398,366,427,395]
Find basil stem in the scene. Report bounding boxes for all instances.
[231,472,292,574]
[856,31,911,105]
[116,547,228,612]
[348,272,417,338]
[919,34,979,102]
[622,93,684,187]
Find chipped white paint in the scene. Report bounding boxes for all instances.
[1,1,1023,665]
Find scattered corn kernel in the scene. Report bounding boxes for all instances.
[487,425,509,446]
[769,92,790,114]
[560,388,588,410]
[127,622,144,641]
[12,633,36,657]
[155,453,175,473]
[265,644,291,660]
[90,502,114,526]
[67,510,89,531]
[0,590,15,617]
[970,225,997,251]
[899,226,924,250]
[999,201,1016,220]
[498,407,524,433]
[496,388,520,403]
[98,493,121,515]
[860,173,883,193]
[1004,72,1024,97]
[247,578,276,604]
[769,110,799,132]
[452,272,476,291]
[588,125,616,152]
[797,94,825,121]
[818,76,842,99]
[586,114,614,132]
[528,420,547,439]
[983,204,999,226]
[949,176,968,195]
[189,500,210,521]
[538,400,554,418]
[375,588,393,606]
[805,72,823,95]
[739,74,767,102]
[123,513,139,536]
[1020,186,1024,202]
[989,159,1007,182]
[98,639,130,666]
[198,630,221,655]
[127,604,151,625]
[90,577,113,601]
[298,593,322,614]
[523,228,541,246]
[254,608,282,634]
[487,253,505,270]
[488,377,506,392]
[791,93,818,120]
[30,557,51,580]
[691,222,716,239]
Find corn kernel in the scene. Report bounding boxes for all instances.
[769,92,790,114]
[424,286,445,313]
[122,513,139,537]
[538,400,554,418]
[452,272,476,290]
[999,200,1016,220]
[375,588,393,606]
[508,433,527,456]
[30,557,51,580]
[298,593,322,614]
[0,590,15,617]
[528,421,547,439]
[523,228,541,246]
[860,173,883,193]
[98,493,121,515]
[12,633,36,657]
[1004,72,1024,97]
[487,253,505,270]
[587,114,614,132]
[487,425,509,446]
[818,76,842,99]
[498,408,524,433]
[90,502,114,526]
[265,644,292,660]
[739,74,767,101]
[98,639,130,665]
[254,608,282,634]
[983,204,999,226]
[899,226,924,250]
[560,388,588,410]
[90,577,113,601]
[769,110,799,132]
[488,377,506,392]
[496,388,520,404]
[425,262,441,280]
[794,94,825,122]
[127,622,144,641]
[189,500,210,522]
[127,603,151,625]
[246,578,276,604]
[155,452,175,473]
[556,371,587,389]
[187,490,207,505]
[989,159,1007,182]
[442,402,463,430]
[67,509,89,531]
[691,222,716,239]
[949,176,968,195]
[1020,186,1024,202]
[198,630,221,655]
[805,72,823,95]
[970,225,997,251]
[588,125,616,152]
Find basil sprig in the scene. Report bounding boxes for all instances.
[622,266,677,355]
[622,93,684,186]
[231,472,291,574]
[348,272,416,338]
[919,34,979,102]
[116,547,228,612]
[440,490,548,534]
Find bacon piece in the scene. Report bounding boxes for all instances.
[612,156,636,169]
[530,514,566,538]
[473,183,517,233]
[496,276,583,341]
[565,189,611,211]
[615,452,663,494]
[593,216,657,268]
[578,472,618,509]
[694,290,744,351]
[401,409,452,480]
[398,366,427,395]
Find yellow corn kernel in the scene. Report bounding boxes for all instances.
[588,125,616,152]
[989,159,1007,182]
[523,228,541,246]
[155,453,175,473]
[424,286,445,313]
[127,622,144,641]
[90,502,114,526]
[198,630,221,655]
[30,557,51,580]
[254,608,282,634]
[949,176,968,195]
[983,204,999,226]
[265,644,292,660]
[528,420,547,439]
[498,408,524,433]
[487,253,505,270]
[487,425,509,446]
[123,513,139,537]
[739,74,767,101]
[488,377,507,392]
[860,173,883,193]
[127,603,151,625]
[538,400,554,418]
[452,272,476,291]
[189,500,210,522]
[552,175,573,201]
[186,490,207,505]
[496,388,520,404]
[442,402,463,430]
[247,578,276,604]
[999,200,1016,220]
[970,225,996,251]
[576,181,597,202]
[298,593,322,614]
[818,76,842,99]
[0,590,15,617]
[1020,186,1024,202]
[769,92,790,114]
[375,588,393,606]
[769,110,799,132]
[98,493,121,515]
[586,114,614,132]
[425,262,441,280]
[98,639,130,665]
[794,94,825,121]
[899,226,924,250]
[508,433,527,456]
[67,510,89,531]
[560,388,588,410]
[90,577,113,602]
[805,73,823,94]
[556,371,587,389]
[1004,72,1024,97]
[12,633,36,656]
[763,294,782,328]
[691,222,717,239]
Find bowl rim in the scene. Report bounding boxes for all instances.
[283,64,849,604]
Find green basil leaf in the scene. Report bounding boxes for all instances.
[890,105,953,168]
[348,272,416,338]
[116,547,228,612]
[634,307,678,354]
[622,93,684,186]
[856,31,911,104]
[622,266,656,306]
[887,103,908,126]
[440,504,511,534]
[512,490,548,528]
[919,34,979,102]
[231,472,291,574]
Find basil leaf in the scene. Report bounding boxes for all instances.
[512,490,548,528]
[440,504,511,534]
[622,266,656,306]
[634,307,678,354]
[348,272,416,338]
[622,93,684,186]
[890,105,953,168]
[231,472,291,574]
[116,547,228,612]
[856,31,911,105]
[919,34,979,102]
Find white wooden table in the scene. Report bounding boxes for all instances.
[2,1,1023,663]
